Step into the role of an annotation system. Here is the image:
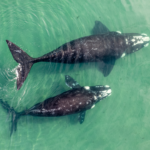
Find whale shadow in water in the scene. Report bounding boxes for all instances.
[32,61,99,76]
[23,112,79,127]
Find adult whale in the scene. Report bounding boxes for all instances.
[0,75,111,136]
[6,21,150,90]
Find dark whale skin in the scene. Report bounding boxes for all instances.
[26,87,105,117]
[32,32,149,64]
[6,28,150,90]
[0,75,111,136]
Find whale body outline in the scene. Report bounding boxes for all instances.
[6,21,150,90]
[0,75,111,136]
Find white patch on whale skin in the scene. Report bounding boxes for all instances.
[15,50,21,53]
[144,43,149,47]
[131,39,135,42]
[101,89,112,97]
[92,48,98,50]
[142,33,147,36]
[18,64,22,71]
[121,53,126,58]
[94,96,97,100]
[131,35,150,47]
[84,86,90,90]
[125,39,128,45]
[133,36,142,39]
[143,36,150,42]
[132,36,143,46]
[116,31,121,34]
[91,105,95,109]
[107,89,112,94]
[105,85,110,88]
[102,90,107,93]
[15,63,22,79]
[16,70,19,78]
[132,41,143,46]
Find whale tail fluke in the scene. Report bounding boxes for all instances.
[0,99,22,136]
[6,40,34,90]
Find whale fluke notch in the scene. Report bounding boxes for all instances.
[92,20,110,35]
[6,40,34,90]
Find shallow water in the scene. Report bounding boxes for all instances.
[0,0,150,150]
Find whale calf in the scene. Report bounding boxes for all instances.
[0,75,111,136]
[6,21,150,90]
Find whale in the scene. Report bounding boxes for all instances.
[6,21,150,90]
[0,75,111,136]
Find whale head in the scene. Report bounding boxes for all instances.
[125,33,150,54]
[84,85,111,102]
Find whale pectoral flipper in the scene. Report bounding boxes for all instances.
[92,20,110,35]
[65,75,81,89]
[98,57,116,77]
[79,111,86,124]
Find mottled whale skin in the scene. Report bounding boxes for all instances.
[6,21,150,89]
[0,75,111,136]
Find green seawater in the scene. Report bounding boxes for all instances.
[0,0,150,150]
